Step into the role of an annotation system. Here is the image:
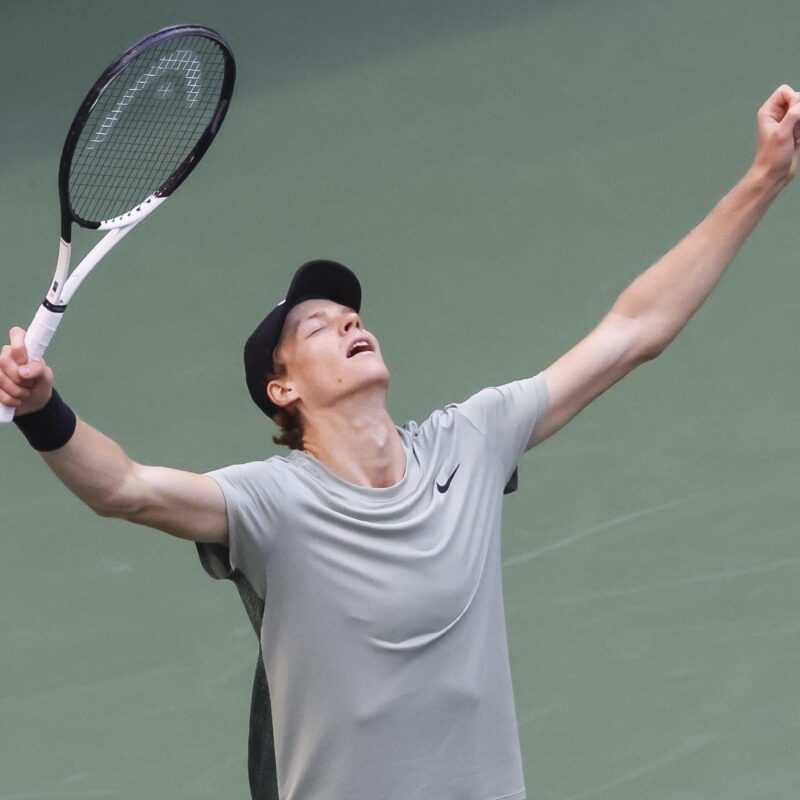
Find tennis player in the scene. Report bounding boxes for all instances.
[2,85,800,800]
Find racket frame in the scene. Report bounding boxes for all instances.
[1,25,235,424]
[47,23,235,309]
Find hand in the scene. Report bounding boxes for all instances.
[753,84,800,185]
[0,327,54,416]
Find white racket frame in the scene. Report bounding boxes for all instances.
[0,194,166,423]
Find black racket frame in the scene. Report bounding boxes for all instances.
[57,24,236,239]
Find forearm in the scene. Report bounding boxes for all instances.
[3,333,227,542]
[41,417,141,517]
[612,165,786,357]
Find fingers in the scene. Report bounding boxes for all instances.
[0,357,51,407]
[758,84,800,124]
[0,328,47,407]
[752,85,800,182]
[777,96,800,142]
[0,348,31,406]
[0,371,27,406]
[8,326,29,366]
[2,328,31,383]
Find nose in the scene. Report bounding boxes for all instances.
[341,310,362,333]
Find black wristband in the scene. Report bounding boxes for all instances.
[13,389,77,451]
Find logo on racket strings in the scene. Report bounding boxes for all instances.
[86,50,202,150]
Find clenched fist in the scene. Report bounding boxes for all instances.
[0,327,54,417]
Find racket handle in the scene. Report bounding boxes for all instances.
[0,303,66,424]
[25,303,65,362]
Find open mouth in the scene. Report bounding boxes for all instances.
[347,339,374,358]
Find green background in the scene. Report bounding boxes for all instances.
[1,1,799,797]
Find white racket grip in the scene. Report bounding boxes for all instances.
[25,303,65,362]
[0,304,65,424]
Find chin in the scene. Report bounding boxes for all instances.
[356,362,391,394]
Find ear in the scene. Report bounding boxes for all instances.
[267,376,299,410]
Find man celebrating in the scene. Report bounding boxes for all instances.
[2,85,800,800]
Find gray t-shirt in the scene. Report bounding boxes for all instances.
[207,374,548,800]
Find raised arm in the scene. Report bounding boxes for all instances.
[530,85,800,447]
[0,327,228,544]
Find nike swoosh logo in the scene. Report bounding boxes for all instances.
[436,464,460,493]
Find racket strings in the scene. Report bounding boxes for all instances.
[69,35,229,224]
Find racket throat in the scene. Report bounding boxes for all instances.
[42,298,68,313]
[45,238,72,306]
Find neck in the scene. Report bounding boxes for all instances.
[300,394,405,489]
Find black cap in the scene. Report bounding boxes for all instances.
[244,259,362,419]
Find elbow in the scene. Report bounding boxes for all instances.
[87,479,145,522]
[92,501,131,520]
[608,311,672,368]
[91,503,114,519]
[636,336,670,363]
[633,316,676,363]
[90,496,136,520]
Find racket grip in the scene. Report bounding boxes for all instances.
[0,303,65,424]
[25,303,65,362]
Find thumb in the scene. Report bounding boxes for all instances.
[18,360,53,394]
[19,355,51,378]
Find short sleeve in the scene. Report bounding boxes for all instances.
[452,373,549,476]
[200,461,282,599]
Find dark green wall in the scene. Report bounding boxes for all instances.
[2,1,798,796]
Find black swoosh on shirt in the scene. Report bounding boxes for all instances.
[436,464,460,493]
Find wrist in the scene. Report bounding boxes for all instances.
[13,389,77,451]
[744,161,792,198]
[18,388,54,417]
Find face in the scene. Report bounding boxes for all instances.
[267,298,390,414]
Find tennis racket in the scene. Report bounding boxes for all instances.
[1,24,235,423]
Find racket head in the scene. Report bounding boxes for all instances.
[58,25,236,238]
